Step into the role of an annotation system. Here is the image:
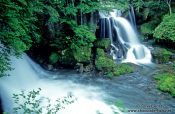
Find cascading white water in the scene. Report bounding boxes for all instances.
[98,9,152,64]
[0,54,123,114]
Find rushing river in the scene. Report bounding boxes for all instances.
[0,55,175,114]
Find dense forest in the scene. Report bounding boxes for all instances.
[0,0,174,74]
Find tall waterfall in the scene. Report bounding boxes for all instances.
[98,9,152,64]
[0,54,122,114]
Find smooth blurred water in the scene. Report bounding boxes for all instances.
[0,55,175,114]
[0,55,122,114]
[99,9,152,65]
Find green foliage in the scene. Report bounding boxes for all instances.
[113,64,134,76]
[59,49,76,66]
[153,47,173,63]
[96,48,105,57]
[155,73,175,97]
[95,48,133,77]
[49,52,60,64]
[154,14,175,42]
[95,56,116,71]
[94,39,111,50]
[0,0,44,76]
[140,22,156,37]
[73,46,91,63]
[95,48,115,71]
[0,0,43,55]
[72,25,96,49]
[44,5,59,23]
[12,88,76,114]
[0,46,12,77]
[132,0,168,20]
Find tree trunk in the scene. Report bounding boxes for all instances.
[166,0,172,15]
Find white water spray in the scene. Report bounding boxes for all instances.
[0,54,123,114]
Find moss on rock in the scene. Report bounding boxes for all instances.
[152,47,173,64]
[73,46,91,63]
[95,56,116,71]
[49,52,60,64]
[96,48,105,57]
[95,48,134,77]
[113,64,134,76]
[94,39,111,50]
[155,72,175,97]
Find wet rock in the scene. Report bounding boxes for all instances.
[151,47,173,64]
[0,98,3,113]
[47,64,53,71]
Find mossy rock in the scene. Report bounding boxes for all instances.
[49,52,60,64]
[73,46,91,63]
[113,64,134,76]
[155,73,175,97]
[152,47,173,64]
[95,56,116,71]
[95,48,134,77]
[94,39,111,50]
[96,48,105,57]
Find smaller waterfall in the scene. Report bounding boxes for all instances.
[128,6,137,30]
[98,9,152,64]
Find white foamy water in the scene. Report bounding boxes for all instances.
[0,54,123,114]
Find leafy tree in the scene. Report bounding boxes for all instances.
[0,0,44,76]
[154,14,175,43]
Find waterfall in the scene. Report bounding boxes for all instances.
[0,54,123,114]
[128,6,137,31]
[98,9,152,64]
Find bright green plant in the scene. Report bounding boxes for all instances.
[12,88,76,114]
[113,64,134,76]
[95,48,133,77]
[73,46,91,63]
[0,0,44,76]
[96,48,105,57]
[154,14,175,42]
[0,46,12,77]
[95,39,111,50]
[155,73,175,97]
[95,56,116,71]
[140,22,156,37]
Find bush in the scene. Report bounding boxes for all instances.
[155,73,175,97]
[154,14,175,43]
